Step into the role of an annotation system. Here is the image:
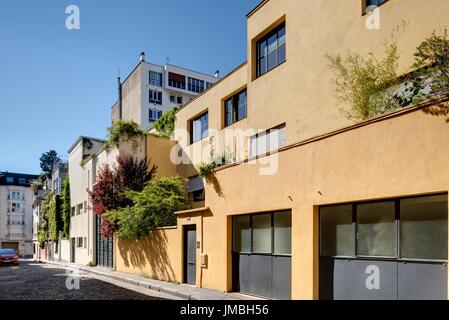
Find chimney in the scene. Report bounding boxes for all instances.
[118,77,122,120]
[140,51,145,62]
[214,70,220,78]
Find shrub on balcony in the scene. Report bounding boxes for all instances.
[106,120,143,149]
[104,176,191,240]
[328,27,449,121]
[327,37,400,120]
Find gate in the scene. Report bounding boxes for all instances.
[96,215,113,268]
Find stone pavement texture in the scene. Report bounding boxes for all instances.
[34,259,260,300]
[0,260,179,300]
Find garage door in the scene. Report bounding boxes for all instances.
[232,211,291,300]
[319,194,448,300]
[1,242,19,251]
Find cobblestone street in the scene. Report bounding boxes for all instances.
[0,260,181,300]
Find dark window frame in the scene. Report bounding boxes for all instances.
[224,89,247,127]
[362,0,389,15]
[149,89,162,105]
[319,193,448,262]
[188,77,205,94]
[256,22,286,78]
[149,71,163,86]
[189,111,209,145]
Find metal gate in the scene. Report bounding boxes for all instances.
[96,215,113,268]
[319,194,448,300]
[232,211,292,299]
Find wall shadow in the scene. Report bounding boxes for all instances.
[117,229,178,283]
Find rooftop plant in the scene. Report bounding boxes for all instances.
[106,120,144,149]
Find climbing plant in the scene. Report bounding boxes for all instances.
[47,193,63,242]
[153,107,176,138]
[61,176,71,239]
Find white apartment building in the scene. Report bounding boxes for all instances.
[112,52,219,130]
[0,172,38,257]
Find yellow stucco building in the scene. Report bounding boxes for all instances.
[116,0,449,300]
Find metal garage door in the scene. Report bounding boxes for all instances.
[319,194,448,300]
[96,215,113,268]
[232,211,292,300]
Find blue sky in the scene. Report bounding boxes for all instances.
[0,0,259,174]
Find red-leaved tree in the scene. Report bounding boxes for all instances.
[88,155,157,236]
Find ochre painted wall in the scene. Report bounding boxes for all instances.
[115,227,182,283]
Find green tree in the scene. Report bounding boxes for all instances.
[40,150,61,178]
[61,176,71,239]
[107,120,143,149]
[105,176,191,240]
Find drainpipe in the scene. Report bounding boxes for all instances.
[118,77,122,120]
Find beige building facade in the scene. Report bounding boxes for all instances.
[114,0,449,300]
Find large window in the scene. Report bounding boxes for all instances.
[249,124,286,157]
[168,72,186,90]
[320,205,353,257]
[224,89,247,127]
[356,201,396,257]
[400,195,448,260]
[190,112,208,144]
[149,71,162,86]
[188,77,205,93]
[149,89,162,105]
[320,194,448,261]
[232,211,292,255]
[257,23,286,78]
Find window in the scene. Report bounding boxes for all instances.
[149,89,162,105]
[168,72,186,89]
[320,194,448,262]
[232,211,292,255]
[356,201,396,257]
[224,89,247,127]
[84,201,87,213]
[257,23,286,77]
[11,203,22,213]
[252,214,272,253]
[77,237,83,248]
[206,82,213,90]
[10,191,22,200]
[365,0,387,8]
[400,195,448,260]
[233,215,251,253]
[177,96,183,104]
[149,71,162,86]
[249,124,286,157]
[149,109,163,122]
[71,207,75,217]
[188,77,205,93]
[77,203,83,215]
[6,177,14,183]
[274,211,292,255]
[18,178,27,185]
[170,95,176,103]
[320,205,353,257]
[83,237,87,249]
[190,112,208,144]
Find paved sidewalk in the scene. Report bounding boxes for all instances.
[32,259,259,300]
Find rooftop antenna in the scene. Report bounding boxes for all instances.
[116,67,121,79]
[165,56,170,65]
